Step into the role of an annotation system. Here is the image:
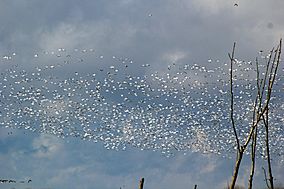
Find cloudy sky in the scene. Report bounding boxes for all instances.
[0,0,284,189]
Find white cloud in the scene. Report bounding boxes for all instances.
[38,23,95,51]
[38,19,138,54]
[32,134,63,159]
[162,50,188,63]
[151,172,195,189]
[48,165,87,185]
[200,158,218,174]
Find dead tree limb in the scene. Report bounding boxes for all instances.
[262,166,270,189]
[139,178,144,189]
[261,39,282,189]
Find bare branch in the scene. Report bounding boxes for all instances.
[262,167,270,189]
[262,109,274,189]
[229,42,241,152]
[261,39,282,189]
[248,126,258,189]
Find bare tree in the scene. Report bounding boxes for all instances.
[228,39,282,189]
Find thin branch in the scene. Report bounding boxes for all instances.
[261,39,282,189]
[269,40,282,91]
[242,114,261,149]
[262,166,270,189]
[257,50,272,107]
[243,41,281,151]
[228,42,241,152]
[228,42,245,189]
[263,109,274,189]
[248,125,258,189]
[248,57,262,189]
[263,40,282,111]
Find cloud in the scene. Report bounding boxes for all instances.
[32,134,63,159]
[0,129,282,189]
[200,158,218,174]
[0,127,16,141]
[191,0,233,15]
[0,1,284,189]
[1,0,283,69]
[161,50,188,63]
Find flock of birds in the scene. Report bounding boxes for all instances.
[0,47,283,161]
[0,179,32,184]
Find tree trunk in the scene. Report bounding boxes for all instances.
[139,178,144,189]
[230,150,244,189]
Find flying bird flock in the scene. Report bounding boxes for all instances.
[0,48,283,161]
[0,179,31,184]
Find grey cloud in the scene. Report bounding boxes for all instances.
[1,0,283,67]
[1,130,284,189]
[0,1,284,188]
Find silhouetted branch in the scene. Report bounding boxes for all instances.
[139,178,144,189]
[262,167,270,189]
[228,42,241,152]
[228,42,245,189]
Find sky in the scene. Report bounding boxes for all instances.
[0,0,284,189]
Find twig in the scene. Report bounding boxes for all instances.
[228,42,241,152]
[228,42,245,189]
[248,126,258,189]
[262,39,282,189]
[262,167,270,189]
